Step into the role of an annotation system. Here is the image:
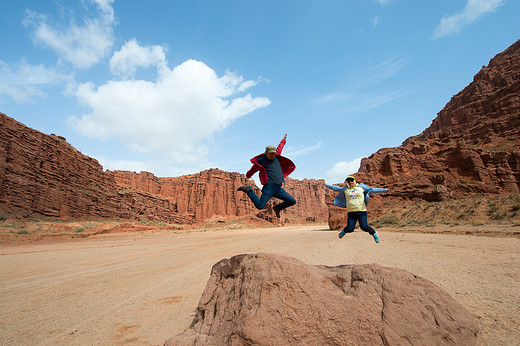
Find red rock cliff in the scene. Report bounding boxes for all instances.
[0,113,184,223]
[112,170,329,223]
[326,40,520,229]
[356,40,520,201]
[0,112,328,224]
[0,113,119,219]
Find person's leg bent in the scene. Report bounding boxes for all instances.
[247,184,277,210]
[358,211,376,235]
[343,212,358,233]
[273,187,296,211]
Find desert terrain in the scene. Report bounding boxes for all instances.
[1,224,519,346]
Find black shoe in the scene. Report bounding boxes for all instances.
[274,207,281,218]
[237,185,252,193]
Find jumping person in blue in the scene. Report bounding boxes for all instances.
[237,134,296,218]
[325,175,388,243]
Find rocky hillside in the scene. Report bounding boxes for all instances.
[0,112,327,224]
[326,40,520,229]
[355,40,520,201]
[0,113,189,224]
[112,169,328,223]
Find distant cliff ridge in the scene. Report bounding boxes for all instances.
[0,112,328,224]
[111,169,329,223]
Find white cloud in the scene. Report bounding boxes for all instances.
[314,56,409,110]
[360,57,409,87]
[96,157,155,174]
[433,0,504,39]
[326,158,362,184]
[347,88,411,113]
[67,59,271,166]
[285,142,322,157]
[23,0,115,68]
[315,87,409,113]
[0,60,71,102]
[314,91,354,105]
[110,39,167,77]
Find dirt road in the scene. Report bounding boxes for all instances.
[1,225,519,345]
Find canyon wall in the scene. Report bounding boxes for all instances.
[327,40,520,229]
[0,113,119,219]
[0,113,188,224]
[355,40,520,200]
[0,112,327,224]
[112,170,329,223]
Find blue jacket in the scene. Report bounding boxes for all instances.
[325,183,388,209]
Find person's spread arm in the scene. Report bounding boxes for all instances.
[276,134,287,155]
[325,183,344,192]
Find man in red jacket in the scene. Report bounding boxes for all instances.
[237,134,296,218]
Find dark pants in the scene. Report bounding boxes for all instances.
[247,184,296,211]
[343,211,376,235]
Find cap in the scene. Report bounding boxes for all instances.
[265,145,276,153]
[345,176,356,182]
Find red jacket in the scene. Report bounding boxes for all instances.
[246,137,296,185]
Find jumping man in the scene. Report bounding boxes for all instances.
[237,134,296,218]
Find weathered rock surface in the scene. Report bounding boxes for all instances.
[113,170,329,223]
[0,112,327,224]
[283,177,329,222]
[165,253,479,345]
[355,40,520,203]
[113,169,254,222]
[0,113,112,218]
[0,113,189,223]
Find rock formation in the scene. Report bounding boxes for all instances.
[324,40,520,229]
[165,253,479,345]
[112,170,329,223]
[0,112,327,224]
[113,169,254,222]
[0,113,189,223]
[1,114,111,218]
[354,40,520,202]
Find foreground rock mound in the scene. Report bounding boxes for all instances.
[165,253,478,345]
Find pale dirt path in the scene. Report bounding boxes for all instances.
[0,225,519,345]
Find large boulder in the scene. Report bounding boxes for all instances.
[165,253,478,345]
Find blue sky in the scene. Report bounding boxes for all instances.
[1,0,519,184]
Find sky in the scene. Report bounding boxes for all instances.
[1,0,519,185]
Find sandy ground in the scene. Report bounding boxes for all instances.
[0,225,519,346]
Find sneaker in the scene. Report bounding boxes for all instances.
[274,207,281,218]
[237,185,252,193]
[373,232,380,243]
[338,229,346,239]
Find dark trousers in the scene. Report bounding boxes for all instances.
[343,211,376,235]
[247,183,296,211]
